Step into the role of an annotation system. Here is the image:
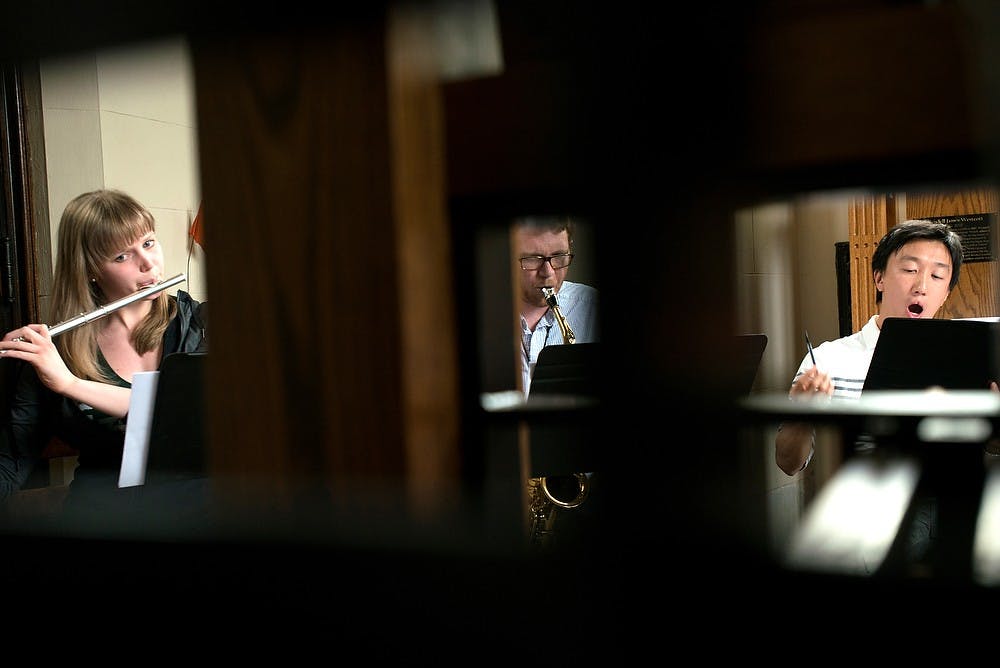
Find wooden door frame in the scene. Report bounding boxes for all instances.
[0,58,50,329]
[0,58,51,415]
[847,194,897,331]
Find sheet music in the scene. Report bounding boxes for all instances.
[118,370,160,488]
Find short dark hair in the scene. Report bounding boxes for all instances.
[871,219,964,302]
[513,215,576,248]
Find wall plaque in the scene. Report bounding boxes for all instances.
[926,213,996,263]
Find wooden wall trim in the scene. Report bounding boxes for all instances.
[386,5,461,515]
[848,194,894,331]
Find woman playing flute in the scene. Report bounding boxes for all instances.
[0,189,207,505]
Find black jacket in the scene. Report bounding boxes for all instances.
[0,291,207,499]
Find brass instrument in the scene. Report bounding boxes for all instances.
[527,285,589,549]
[541,286,575,344]
[527,472,592,548]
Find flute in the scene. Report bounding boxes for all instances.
[12,273,187,341]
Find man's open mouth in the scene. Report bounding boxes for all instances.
[908,303,924,316]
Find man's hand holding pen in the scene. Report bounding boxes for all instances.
[789,366,834,400]
[789,329,834,401]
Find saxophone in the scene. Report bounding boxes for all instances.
[527,473,592,548]
[541,286,576,344]
[527,286,589,549]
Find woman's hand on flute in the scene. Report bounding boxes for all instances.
[0,324,78,395]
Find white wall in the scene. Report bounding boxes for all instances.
[39,36,207,304]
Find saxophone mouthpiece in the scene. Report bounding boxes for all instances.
[540,286,576,344]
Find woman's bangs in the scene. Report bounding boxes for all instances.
[91,209,154,261]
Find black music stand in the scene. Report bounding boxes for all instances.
[863,317,1000,392]
[734,333,767,395]
[859,317,1000,577]
[524,343,603,548]
[61,352,209,525]
[528,341,601,400]
[144,351,208,483]
[526,342,601,477]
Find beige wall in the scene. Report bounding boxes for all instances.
[735,192,854,553]
[39,36,207,304]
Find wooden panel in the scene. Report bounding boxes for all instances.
[745,4,980,175]
[848,194,895,330]
[191,15,426,511]
[443,61,587,204]
[905,188,1000,319]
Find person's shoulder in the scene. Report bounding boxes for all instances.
[175,289,202,304]
[818,327,869,356]
[175,290,208,321]
[175,290,206,308]
[562,280,598,300]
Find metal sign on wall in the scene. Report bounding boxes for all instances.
[926,213,997,263]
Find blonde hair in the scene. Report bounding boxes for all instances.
[51,189,175,382]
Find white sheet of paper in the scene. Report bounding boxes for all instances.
[118,370,160,488]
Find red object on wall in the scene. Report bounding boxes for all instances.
[189,203,205,248]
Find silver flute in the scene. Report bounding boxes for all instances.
[12,273,187,341]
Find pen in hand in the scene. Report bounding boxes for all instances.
[804,330,817,367]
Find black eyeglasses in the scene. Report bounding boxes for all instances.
[518,253,574,270]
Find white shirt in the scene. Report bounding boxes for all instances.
[792,315,881,400]
[788,314,881,468]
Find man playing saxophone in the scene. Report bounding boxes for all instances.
[513,216,599,396]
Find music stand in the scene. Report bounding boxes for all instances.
[734,333,767,395]
[863,317,1000,392]
[857,318,1000,577]
[524,342,603,546]
[526,343,601,477]
[144,351,208,483]
[528,342,601,399]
